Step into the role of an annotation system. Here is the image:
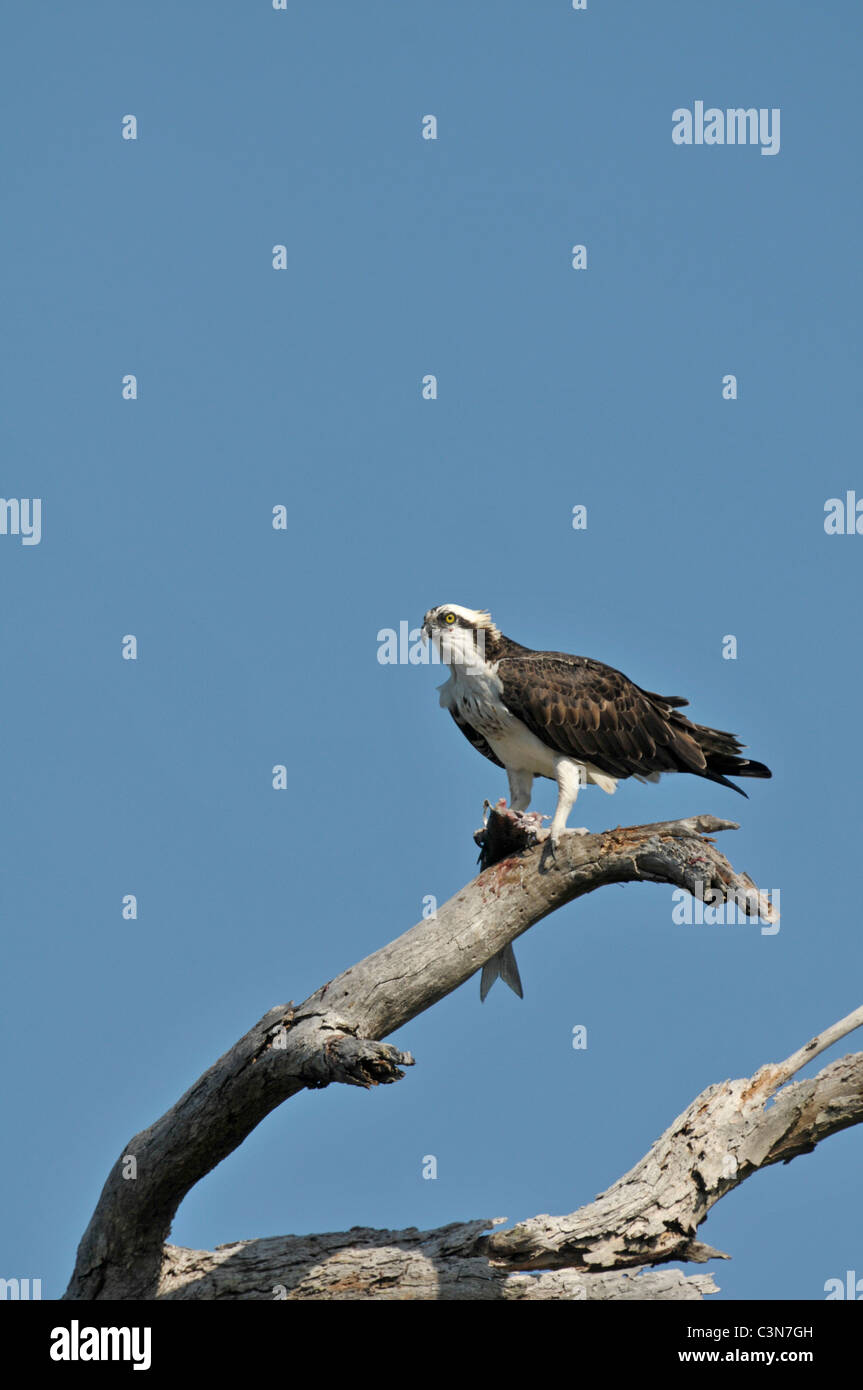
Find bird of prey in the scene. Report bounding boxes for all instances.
[422,604,771,1000]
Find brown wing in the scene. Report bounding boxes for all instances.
[496,653,711,781]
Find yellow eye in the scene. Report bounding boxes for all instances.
[443,612,456,624]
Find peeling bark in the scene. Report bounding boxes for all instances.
[64,812,853,1302]
[152,1029,863,1299]
[157,1227,718,1302]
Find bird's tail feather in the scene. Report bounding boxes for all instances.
[480,943,524,1002]
[701,752,772,796]
[686,719,772,795]
[705,754,772,779]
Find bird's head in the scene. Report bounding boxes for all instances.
[421,604,500,666]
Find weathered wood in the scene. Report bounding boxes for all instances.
[484,1049,863,1272]
[154,1030,863,1298]
[63,812,795,1300]
[157,1227,718,1301]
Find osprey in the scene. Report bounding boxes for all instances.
[423,603,771,1000]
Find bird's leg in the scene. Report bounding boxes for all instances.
[506,769,534,814]
[547,759,590,851]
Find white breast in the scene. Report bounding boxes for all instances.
[438,658,618,791]
[438,661,561,778]
[438,661,507,728]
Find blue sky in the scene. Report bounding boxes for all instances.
[2,1,861,1301]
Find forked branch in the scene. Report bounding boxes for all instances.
[155,1013,863,1299]
[64,811,792,1299]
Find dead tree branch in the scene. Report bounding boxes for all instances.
[485,1016,863,1274]
[157,1012,863,1298]
[65,811,793,1300]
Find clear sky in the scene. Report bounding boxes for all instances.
[2,1,861,1302]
